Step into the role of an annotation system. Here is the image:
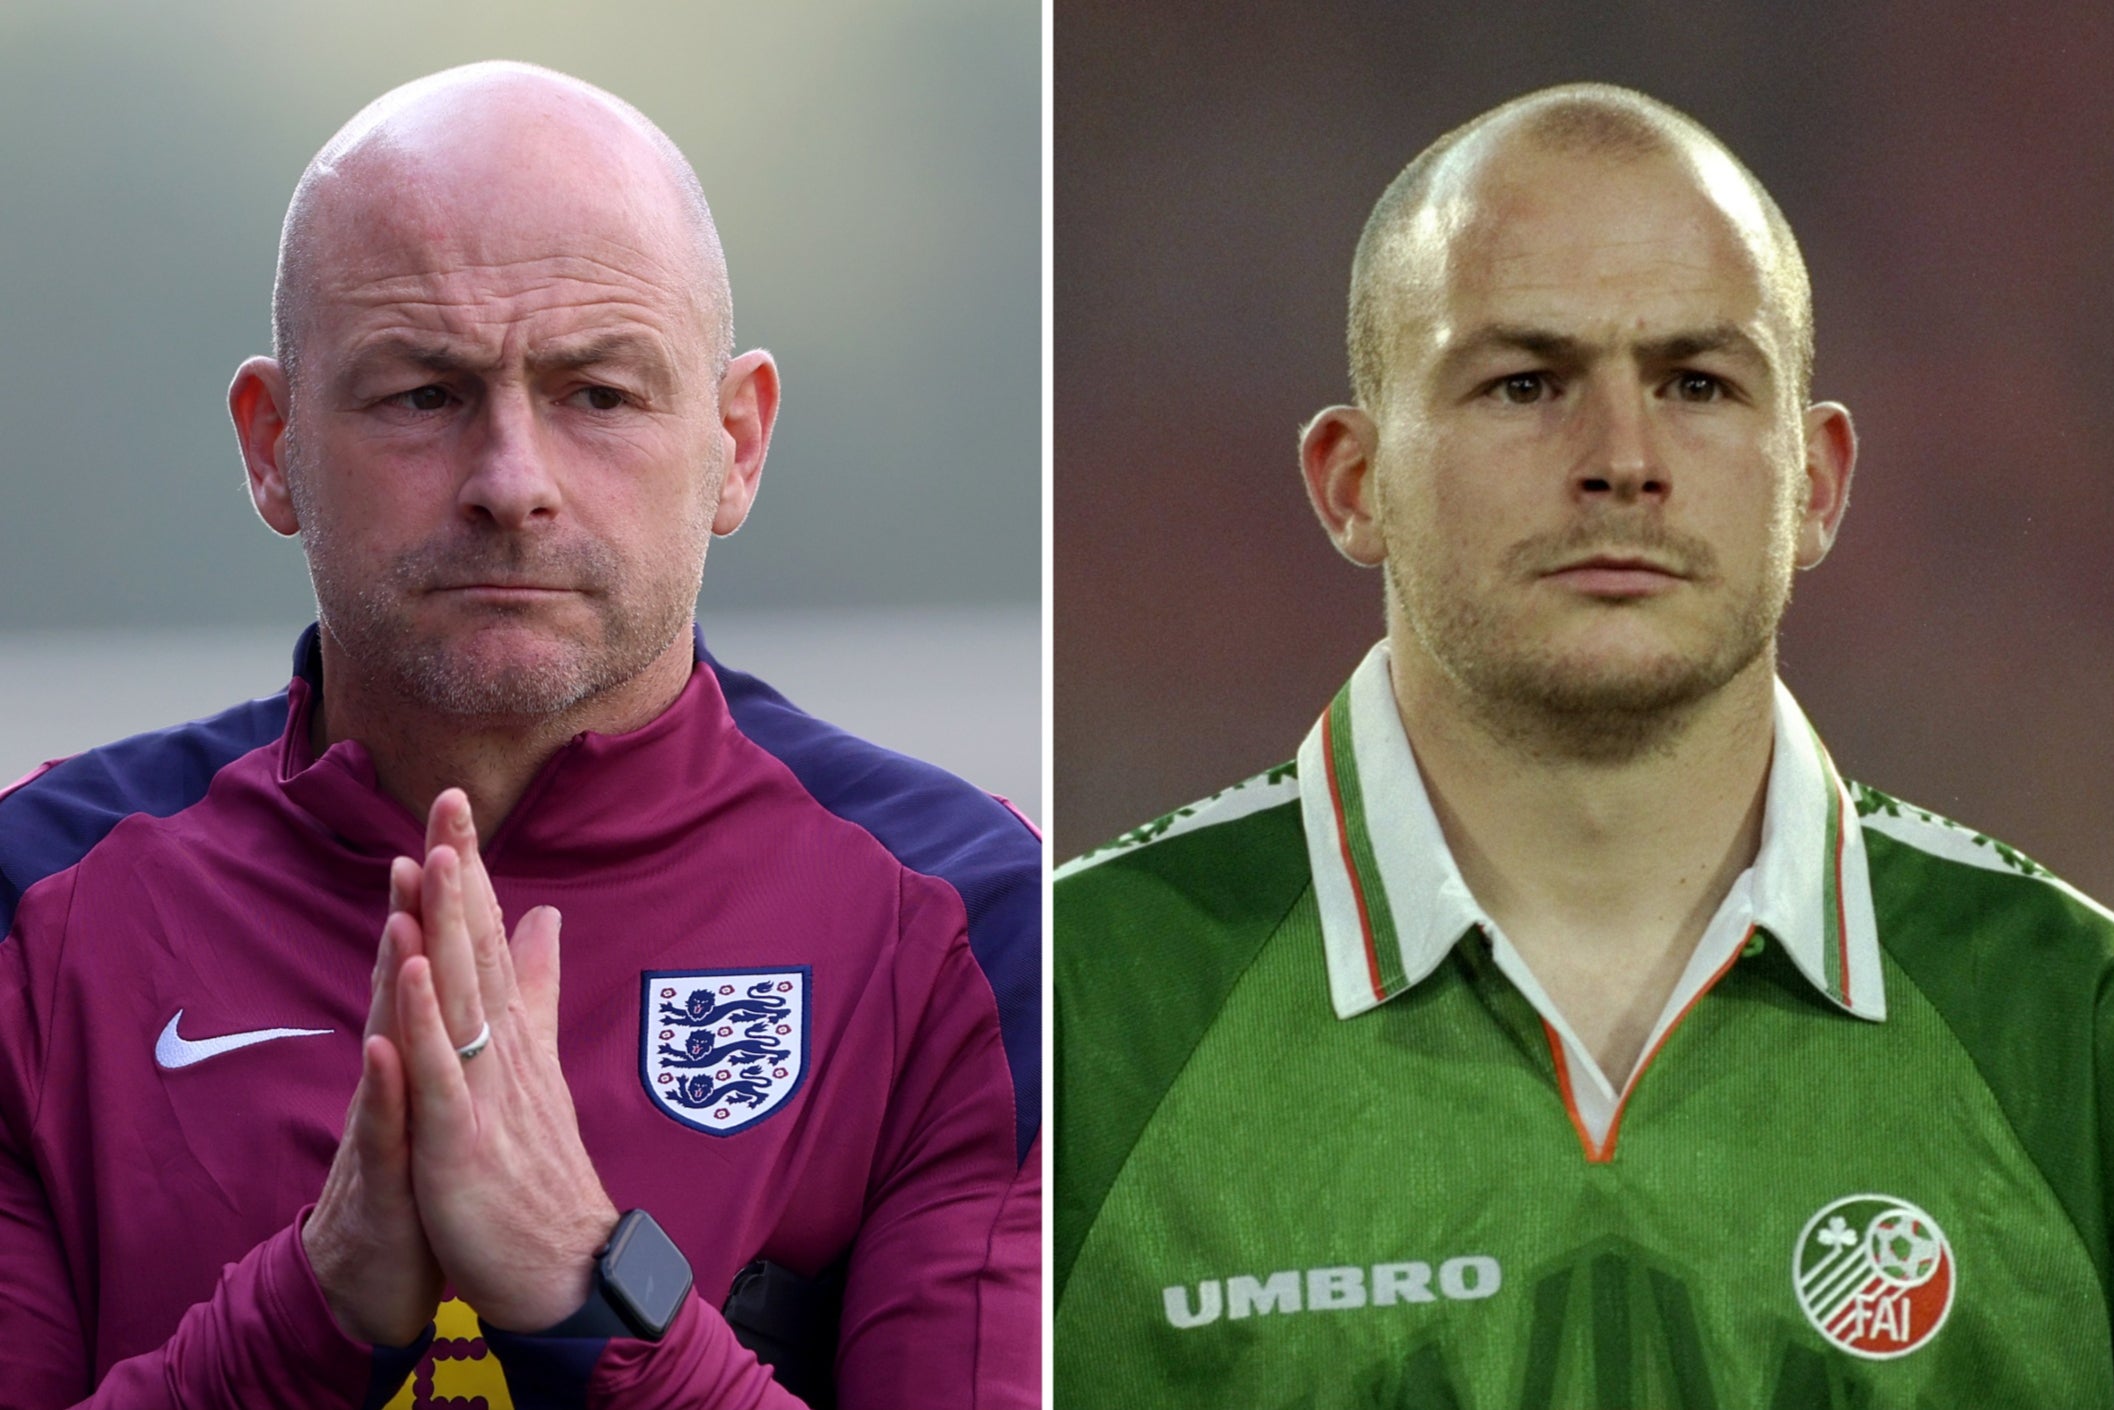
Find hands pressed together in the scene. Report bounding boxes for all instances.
[303,788,620,1344]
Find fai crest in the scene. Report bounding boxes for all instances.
[641,968,810,1135]
[1793,1193,1955,1359]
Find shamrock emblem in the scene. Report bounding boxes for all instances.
[1817,1215,1858,1249]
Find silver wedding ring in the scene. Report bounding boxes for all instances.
[455,1020,492,1062]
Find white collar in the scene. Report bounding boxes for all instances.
[1297,640,1885,1024]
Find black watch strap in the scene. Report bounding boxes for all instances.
[536,1209,694,1341]
[536,1281,634,1339]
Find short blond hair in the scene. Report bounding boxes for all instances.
[1347,83,1813,409]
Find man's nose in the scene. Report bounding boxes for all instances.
[1572,379,1668,506]
[459,388,562,529]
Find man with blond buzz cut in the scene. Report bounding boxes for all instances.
[0,63,1039,1409]
[1056,83,2114,1406]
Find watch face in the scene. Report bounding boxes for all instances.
[607,1212,696,1335]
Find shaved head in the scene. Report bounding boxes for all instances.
[1348,83,1812,409]
[272,60,732,398]
[231,59,782,737]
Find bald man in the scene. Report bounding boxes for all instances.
[1055,84,2114,1405]
[0,63,1038,1410]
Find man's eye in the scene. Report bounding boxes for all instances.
[574,386,626,411]
[1672,372,1724,402]
[1495,373,1551,405]
[392,385,451,412]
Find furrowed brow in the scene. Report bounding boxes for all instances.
[527,334,676,383]
[1633,324,1768,368]
[1432,322,1776,387]
[1435,325,1588,378]
[342,336,479,382]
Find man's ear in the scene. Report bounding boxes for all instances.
[710,350,781,536]
[1299,406,1386,566]
[1795,401,1856,569]
[230,358,301,537]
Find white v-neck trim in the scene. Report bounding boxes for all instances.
[1299,641,1884,1151]
[1481,876,1755,1145]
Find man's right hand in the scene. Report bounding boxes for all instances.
[301,858,445,1347]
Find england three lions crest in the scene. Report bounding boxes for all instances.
[641,968,811,1136]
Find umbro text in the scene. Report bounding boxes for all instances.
[1162,1257,1502,1329]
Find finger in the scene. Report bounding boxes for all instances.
[350,1034,411,1178]
[364,913,401,1041]
[438,795,514,1019]
[389,899,427,964]
[428,791,512,1021]
[368,905,428,1042]
[375,870,428,1025]
[429,789,505,945]
[423,788,462,858]
[421,845,487,1051]
[487,892,521,1003]
[472,895,516,1028]
[395,956,473,1150]
[510,906,564,1047]
[388,855,423,920]
[369,909,396,996]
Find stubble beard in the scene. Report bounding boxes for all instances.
[1391,511,1796,764]
[288,439,710,722]
[323,534,702,720]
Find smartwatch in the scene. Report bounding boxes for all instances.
[536,1209,694,1341]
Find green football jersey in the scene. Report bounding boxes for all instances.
[1056,645,2114,1408]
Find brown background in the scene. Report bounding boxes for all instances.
[1054,1,2114,900]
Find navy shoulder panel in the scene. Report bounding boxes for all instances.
[0,692,290,934]
[703,637,1042,1166]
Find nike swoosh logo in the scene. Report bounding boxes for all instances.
[155,1009,333,1070]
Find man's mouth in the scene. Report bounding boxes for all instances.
[1540,555,1688,596]
[434,581,581,600]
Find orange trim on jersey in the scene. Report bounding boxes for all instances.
[1545,924,1755,1164]
[1832,779,1852,1008]
[1543,1018,1611,1162]
[1321,708,1387,1004]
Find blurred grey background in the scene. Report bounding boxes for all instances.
[1056,3,2114,893]
[0,0,1040,818]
